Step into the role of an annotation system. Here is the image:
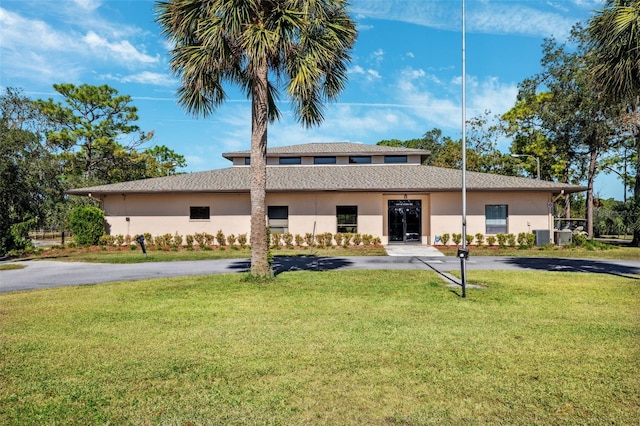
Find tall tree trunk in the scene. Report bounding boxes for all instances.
[586,149,598,238]
[250,61,271,277]
[631,130,640,246]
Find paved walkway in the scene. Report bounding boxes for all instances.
[384,245,445,257]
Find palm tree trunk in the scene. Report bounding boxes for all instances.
[586,149,597,238]
[250,61,271,277]
[631,130,640,246]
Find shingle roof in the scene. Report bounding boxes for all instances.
[222,142,431,159]
[67,164,586,196]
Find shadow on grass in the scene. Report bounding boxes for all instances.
[227,255,354,276]
[504,257,640,280]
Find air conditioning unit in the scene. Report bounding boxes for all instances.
[534,229,550,246]
[554,230,572,246]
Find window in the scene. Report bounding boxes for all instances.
[268,206,289,233]
[279,157,301,165]
[314,156,336,164]
[337,206,357,233]
[244,157,250,165]
[485,205,508,234]
[349,156,371,164]
[190,206,210,220]
[384,155,407,163]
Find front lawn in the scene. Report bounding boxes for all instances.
[1,270,637,424]
[438,244,640,260]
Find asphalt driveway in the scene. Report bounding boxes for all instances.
[2,254,639,294]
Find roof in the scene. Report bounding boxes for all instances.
[67,164,587,196]
[222,142,431,160]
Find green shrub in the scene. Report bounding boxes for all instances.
[237,233,248,248]
[440,233,450,246]
[372,236,382,245]
[486,235,497,246]
[517,232,529,248]
[526,232,535,247]
[352,233,362,246]
[573,233,587,247]
[496,233,507,248]
[304,233,315,247]
[193,233,206,247]
[465,234,474,246]
[203,232,215,245]
[319,232,333,247]
[185,234,194,248]
[342,233,352,247]
[282,232,293,248]
[362,234,373,245]
[475,233,484,246]
[154,234,166,247]
[271,232,282,247]
[452,233,462,245]
[216,230,226,246]
[506,233,516,247]
[172,232,183,247]
[294,234,304,247]
[99,234,115,246]
[143,233,153,246]
[227,234,237,246]
[69,206,105,246]
[115,234,125,246]
[334,233,344,246]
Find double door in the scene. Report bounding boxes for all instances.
[388,200,421,243]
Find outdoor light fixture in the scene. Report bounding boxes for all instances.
[511,154,540,180]
[457,248,469,259]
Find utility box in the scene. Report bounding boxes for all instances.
[555,230,572,246]
[534,229,550,246]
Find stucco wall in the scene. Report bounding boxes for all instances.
[429,192,553,245]
[102,192,389,243]
[100,190,553,245]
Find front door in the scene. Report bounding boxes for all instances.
[388,200,422,243]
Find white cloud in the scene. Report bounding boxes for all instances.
[102,71,175,87]
[370,49,384,65]
[122,72,175,86]
[348,65,381,83]
[83,31,158,65]
[0,7,80,51]
[351,0,585,40]
[71,0,101,12]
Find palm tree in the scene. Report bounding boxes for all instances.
[587,0,640,245]
[155,0,357,275]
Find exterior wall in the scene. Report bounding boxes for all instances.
[429,192,553,245]
[102,193,251,238]
[101,192,387,243]
[100,190,553,246]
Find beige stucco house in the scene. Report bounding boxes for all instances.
[67,142,586,245]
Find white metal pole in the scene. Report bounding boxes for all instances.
[460,0,467,298]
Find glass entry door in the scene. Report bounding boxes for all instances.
[388,200,422,243]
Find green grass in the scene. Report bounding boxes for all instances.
[30,245,387,263]
[439,244,640,260]
[0,264,25,271]
[1,270,638,424]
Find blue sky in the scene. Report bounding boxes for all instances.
[2,0,623,199]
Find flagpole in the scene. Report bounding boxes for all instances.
[460,0,468,298]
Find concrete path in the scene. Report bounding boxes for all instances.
[2,252,639,294]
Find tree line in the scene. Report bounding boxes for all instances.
[0,84,186,254]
